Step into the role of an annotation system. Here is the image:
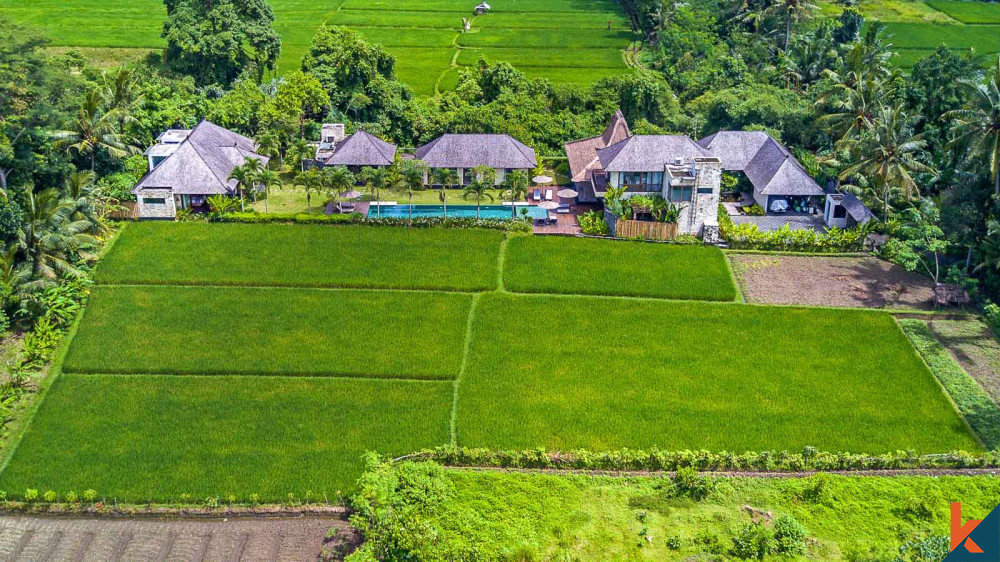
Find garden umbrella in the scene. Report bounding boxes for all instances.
[340,190,363,199]
[533,175,553,185]
[557,188,579,198]
[538,201,559,210]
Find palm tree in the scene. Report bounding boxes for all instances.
[324,166,356,209]
[362,167,389,218]
[946,56,1000,197]
[765,0,818,51]
[286,138,312,172]
[838,105,934,219]
[63,170,102,231]
[18,189,96,284]
[101,65,144,112]
[228,158,263,211]
[432,168,459,216]
[295,169,324,213]
[256,131,283,170]
[462,177,495,219]
[259,169,282,213]
[816,76,891,143]
[54,90,138,172]
[502,170,530,220]
[401,161,427,223]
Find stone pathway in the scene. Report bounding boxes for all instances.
[0,515,347,561]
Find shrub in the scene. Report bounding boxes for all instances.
[671,467,716,500]
[718,205,869,252]
[579,210,609,236]
[249,493,261,507]
[731,522,776,560]
[82,489,97,503]
[984,302,1000,337]
[65,491,79,503]
[772,515,807,555]
[743,203,765,216]
[24,488,38,502]
[42,490,57,503]
[214,211,532,233]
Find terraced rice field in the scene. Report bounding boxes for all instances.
[0,0,634,95]
[818,0,1000,68]
[0,223,982,502]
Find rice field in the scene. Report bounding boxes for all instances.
[63,285,473,379]
[456,293,981,453]
[0,222,983,501]
[96,222,503,291]
[503,236,738,301]
[0,375,453,500]
[0,0,634,96]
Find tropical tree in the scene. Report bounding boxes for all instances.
[228,158,264,211]
[815,76,890,142]
[255,131,283,170]
[502,170,529,220]
[54,90,137,172]
[286,138,312,172]
[324,166,356,208]
[17,189,96,285]
[259,169,282,213]
[63,171,101,230]
[361,166,389,218]
[401,161,427,223]
[432,168,459,218]
[295,168,324,213]
[946,56,1000,197]
[882,199,949,284]
[462,166,497,219]
[766,0,818,51]
[838,105,933,219]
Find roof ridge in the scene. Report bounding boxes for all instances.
[186,126,233,194]
[504,134,535,167]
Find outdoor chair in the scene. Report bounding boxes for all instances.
[548,213,559,225]
[545,190,553,201]
[532,189,542,201]
[338,202,356,213]
[557,203,571,214]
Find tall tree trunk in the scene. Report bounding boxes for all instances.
[994,169,999,198]
[784,14,791,51]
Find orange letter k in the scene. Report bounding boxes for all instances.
[952,502,984,553]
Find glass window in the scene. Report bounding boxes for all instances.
[833,205,847,218]
[143,197,167,205]
[696,187,713,194]
[669,187,692,202]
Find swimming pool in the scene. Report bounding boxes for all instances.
[368,204,548,220]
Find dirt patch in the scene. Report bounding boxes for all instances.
[729,255,935,310]
[0,515,358,561]
[927,319,1000,405]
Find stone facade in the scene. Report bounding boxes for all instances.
[135,188,176,219]
[664,157,722,238]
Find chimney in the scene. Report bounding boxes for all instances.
[322,124,346,145]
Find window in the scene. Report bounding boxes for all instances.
[833,205,847,218]
[669,186,692,202]
[142,197,167,205]
[697,187,713,194]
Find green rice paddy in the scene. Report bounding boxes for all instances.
[0,0,634,95]
[503,236,737,300]
[0,222,983,501]
[457,293,981,453]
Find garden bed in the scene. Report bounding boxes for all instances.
[729,255,935,309]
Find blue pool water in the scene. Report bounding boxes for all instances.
[368,204,548,220]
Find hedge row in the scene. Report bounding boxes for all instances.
[212,212,533,232]
[413,446,1000,471]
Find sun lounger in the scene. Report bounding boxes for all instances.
[548,213,559,225]
[545,189,553,201]
[337,202,356,213]
[557,203,571,214]
[532,189,542,201]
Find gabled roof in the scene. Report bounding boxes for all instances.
[841,192,874,224]
[697,130,823,197]
[597,135,709,172]
[565,110,633,183]
[324,130,396,167]
[134,120,268,195]
[415,134,536,169]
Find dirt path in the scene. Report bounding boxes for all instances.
[0,515,353,561]
[729,254,935,309]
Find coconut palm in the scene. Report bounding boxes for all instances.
[256,131,283,170]
[502,170,529,220]
[259,169,282,213]
[815,76,890,143]
[54,90,138,172]
[286,138,312,172]
[838,105,934,219]
[227,160,259,211]
[766,0,818,51]
[945,56,1000,197]
[462,169,496,220]
[432,168,459,217]
[401,161,427,223]
[324,166,356,197]
[101,65,144,112]
[361,166,389,218]
[294,168,324,213]
[17,188,96,285]
[62,170,103,231]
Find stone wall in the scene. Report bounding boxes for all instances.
[135,188,176,219]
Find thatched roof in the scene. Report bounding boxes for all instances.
[134,120,268,195]
[564,109,632,183]
[415,134,536,169]
[597,135,709,172]
[324,130,396,167]
[697,131,823,197]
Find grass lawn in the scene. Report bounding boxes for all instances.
[926,318,1000,405]
[0,375,453,501]
[504,237,737,301]
[418,468,1000,560]
[250,186,514,214]
[63,285,472,379]
[96,222,503,291]
[457,293,980,453]
[926,0,1000,24]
